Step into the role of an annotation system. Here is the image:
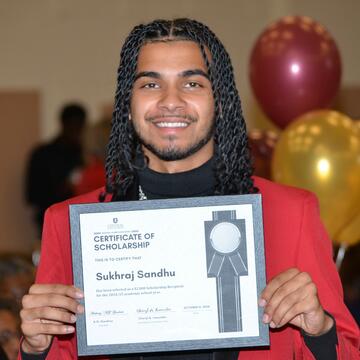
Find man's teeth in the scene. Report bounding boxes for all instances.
[156,122,189,128]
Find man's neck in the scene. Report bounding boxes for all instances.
[137,156,215,200]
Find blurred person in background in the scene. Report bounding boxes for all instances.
[0,255,34,308]
[25,103,87,234]
[0,298,20,360]
[0,256,34,360]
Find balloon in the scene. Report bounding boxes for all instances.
[335,212,360,247]
[250,16,342,128]
[248,129,279,179]
[272,110,360,239]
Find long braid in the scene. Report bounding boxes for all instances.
[101,18,256,201]
[104,25,146,199]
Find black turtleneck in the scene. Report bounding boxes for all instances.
[137,158,216,200]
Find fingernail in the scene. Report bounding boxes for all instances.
[258,298,266,307]
[270,321,276,328]
[262,314,269,323]
[77,304,84,313]
[70,315,77,323]
[65,326,75,333]
[75,291,84,299]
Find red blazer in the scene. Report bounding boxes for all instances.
[20,177,360,359]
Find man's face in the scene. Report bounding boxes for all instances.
[130,40,215,168]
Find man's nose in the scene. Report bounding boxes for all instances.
[157,86,186,112]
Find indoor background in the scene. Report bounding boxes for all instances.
[0,0,359,257]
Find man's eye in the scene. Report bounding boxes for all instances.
[185,82,202,88]
[142,83,159,89]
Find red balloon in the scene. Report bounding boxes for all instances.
[249,16,342,128]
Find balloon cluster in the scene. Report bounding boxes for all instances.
[249,16,360,248]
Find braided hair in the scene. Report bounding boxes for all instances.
[103,18,256,201]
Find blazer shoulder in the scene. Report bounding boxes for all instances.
[253,176,318,205]
[46,187,108,217]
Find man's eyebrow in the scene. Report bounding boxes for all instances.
[134,69,210,82]
[181,69,209,79]
[134,71,161,81]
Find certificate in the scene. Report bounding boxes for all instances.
[70,194,268,356]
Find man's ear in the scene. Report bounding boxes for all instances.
[129,113,132,121]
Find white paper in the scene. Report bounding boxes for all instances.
[79,204,259,346]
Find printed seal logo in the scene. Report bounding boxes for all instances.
[204,210,248,333]
[107,217,123,230]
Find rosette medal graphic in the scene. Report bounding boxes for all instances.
[204,210,248,332]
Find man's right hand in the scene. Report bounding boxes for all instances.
[20,284,84,354]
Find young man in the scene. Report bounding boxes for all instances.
[19,19,359,359]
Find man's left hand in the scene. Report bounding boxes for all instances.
[259,268,334,336]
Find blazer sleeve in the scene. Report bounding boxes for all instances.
[18,200,111,360]
[19,205,78,360]
[294,192,360,359]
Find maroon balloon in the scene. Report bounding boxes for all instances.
[249,16,342,128]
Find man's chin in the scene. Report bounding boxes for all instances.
[143,144,195,162]
[140,132,213,162]
[148,149,190,162]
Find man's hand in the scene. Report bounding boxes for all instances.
[259,268,334,336]
[20,284,84,354]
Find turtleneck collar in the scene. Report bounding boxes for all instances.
[137,157,215,199]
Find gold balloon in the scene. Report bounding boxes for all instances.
[272,110,360,240]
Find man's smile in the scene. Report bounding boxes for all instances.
[155,121,189,128]
[147,114,196,129]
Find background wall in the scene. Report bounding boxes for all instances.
[0,0,359,252]
[1,0,359,139]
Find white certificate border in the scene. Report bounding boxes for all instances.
[70,194,268,356]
